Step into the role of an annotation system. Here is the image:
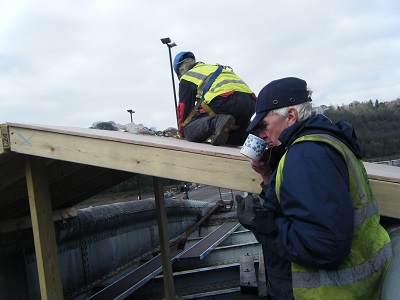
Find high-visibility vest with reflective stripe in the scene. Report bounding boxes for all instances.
[275,134,392,300]
[181,62,253,104]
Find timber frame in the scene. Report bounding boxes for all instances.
[1,122,400,299]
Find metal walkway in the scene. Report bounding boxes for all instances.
[86,220,262,299]
[88,249,184,300]
[131,221,263,299]
[179,221,240,260]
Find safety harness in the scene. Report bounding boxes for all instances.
[181,65,223,128]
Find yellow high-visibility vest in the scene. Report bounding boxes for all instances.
[275,134,392,299]
[181,62,253,104]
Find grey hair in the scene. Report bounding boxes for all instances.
[271,101,314,121]
[178,58,196,79]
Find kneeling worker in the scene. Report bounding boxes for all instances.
[174,51,256,146]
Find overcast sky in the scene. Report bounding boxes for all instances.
[1,0,399,130]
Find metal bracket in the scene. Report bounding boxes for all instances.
[218,199,235,212]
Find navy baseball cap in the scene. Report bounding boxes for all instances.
[247,77,312,132]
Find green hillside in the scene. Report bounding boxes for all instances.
[322,98,400,160]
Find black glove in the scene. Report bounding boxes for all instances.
[253,206,278,236]
[236,194,265,242]
[235,194,263,231]
[236,194,278,243]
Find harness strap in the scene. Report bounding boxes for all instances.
[200,65,223,98]
[181,104,198,127]
[181,65,223,128]
[200,101,215,116]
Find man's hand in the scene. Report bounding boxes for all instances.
[254,206,278,236]
[236,194,263,230]
[250,159,271,176]
[236,194,278,243]
[250,158,272,185]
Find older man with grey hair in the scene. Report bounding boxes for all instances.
[236,77,392,300]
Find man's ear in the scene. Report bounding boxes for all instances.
[287,107,298,125]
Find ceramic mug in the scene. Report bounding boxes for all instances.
[240,134,268,161]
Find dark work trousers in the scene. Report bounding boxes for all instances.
[182,92,256,146]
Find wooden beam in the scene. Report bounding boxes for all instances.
[370,180,400,219]
[153,176,175,299]
[8,126,260,193]
[6,124,400,219]
[25,156,63,300]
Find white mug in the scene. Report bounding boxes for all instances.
[240,134,268,161]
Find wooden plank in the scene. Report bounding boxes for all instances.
[25,156,63,300]
[6,123,400,179]
[6,123,400,218]
[8,126,260,192]
[370,180,400,219]
[365,162,400,184]
[7,123,400,178]
[6,122,244,158]
[153,176,175,300]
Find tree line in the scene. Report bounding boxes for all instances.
[322,98,400,160]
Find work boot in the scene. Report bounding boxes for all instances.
[210,115,235,146]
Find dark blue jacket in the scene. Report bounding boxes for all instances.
[260,114,363,299]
